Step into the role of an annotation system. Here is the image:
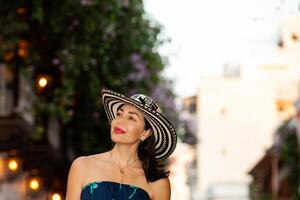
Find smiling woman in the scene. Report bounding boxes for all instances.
[65,88,177,200]
[111,105,148,145]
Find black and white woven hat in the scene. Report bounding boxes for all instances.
[101,88,177,160]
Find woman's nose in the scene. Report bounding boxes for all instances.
[115,115,124,123]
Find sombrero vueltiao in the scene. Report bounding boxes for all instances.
[101,88,177,160]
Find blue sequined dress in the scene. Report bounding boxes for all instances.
[81,181,151,200]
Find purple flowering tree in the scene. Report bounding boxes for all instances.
[0,0,178,157]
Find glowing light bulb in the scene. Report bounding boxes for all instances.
[51,193,62,200]
[29,178,40,191]
[8,159,18,171]
[38,77,48,88]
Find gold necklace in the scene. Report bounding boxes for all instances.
[110,151,139,188]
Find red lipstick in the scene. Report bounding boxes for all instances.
[113,127,126,134]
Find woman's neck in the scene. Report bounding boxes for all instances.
[111,144,139,167]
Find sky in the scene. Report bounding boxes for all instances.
[144,0,300,98]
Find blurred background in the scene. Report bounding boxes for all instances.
[0,0,300,199]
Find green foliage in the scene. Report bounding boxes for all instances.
[277,119,300,199]
[249,184,272,200]
[0,0,178,157]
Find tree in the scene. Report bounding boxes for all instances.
[277,119,300,199]
[0,0,178,158]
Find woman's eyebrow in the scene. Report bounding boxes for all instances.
[118,107,124,112]
[118,107,141,118]
[128,111,140,118]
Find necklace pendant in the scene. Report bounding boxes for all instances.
[120,169,124,174]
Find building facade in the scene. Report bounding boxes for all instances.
[195,16,300,200]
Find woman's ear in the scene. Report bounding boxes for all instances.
[141,129,152,141]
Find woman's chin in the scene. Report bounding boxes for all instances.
[111,134,123,143]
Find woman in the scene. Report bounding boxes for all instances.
[66,88,177,200]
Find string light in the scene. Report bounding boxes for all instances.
[8,159,19,172]
[29,178,40,191]
[51,193,62,200]
[38,77,48,88]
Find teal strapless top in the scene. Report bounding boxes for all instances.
[81,181,151,200]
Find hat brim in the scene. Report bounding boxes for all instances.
[101,88,177,160]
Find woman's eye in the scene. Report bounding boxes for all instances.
[128,116,136,121]
[116,112,122,116]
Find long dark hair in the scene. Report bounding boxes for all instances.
[138,119,169,182]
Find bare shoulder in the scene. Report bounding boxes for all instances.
[66,152,111,200]
[87,151,111,161]
[150,177,171,200]
[65,156,89,200]
[68,152,109,182]
[71,156,87,168]
[84,151,112,168]
[68,156,89,184]
[69,155,94,172]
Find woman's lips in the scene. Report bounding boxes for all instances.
[113,127,126,134]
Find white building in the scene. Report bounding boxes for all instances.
[195,16,300,200]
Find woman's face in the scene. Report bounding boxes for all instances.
[111,104,150,145]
